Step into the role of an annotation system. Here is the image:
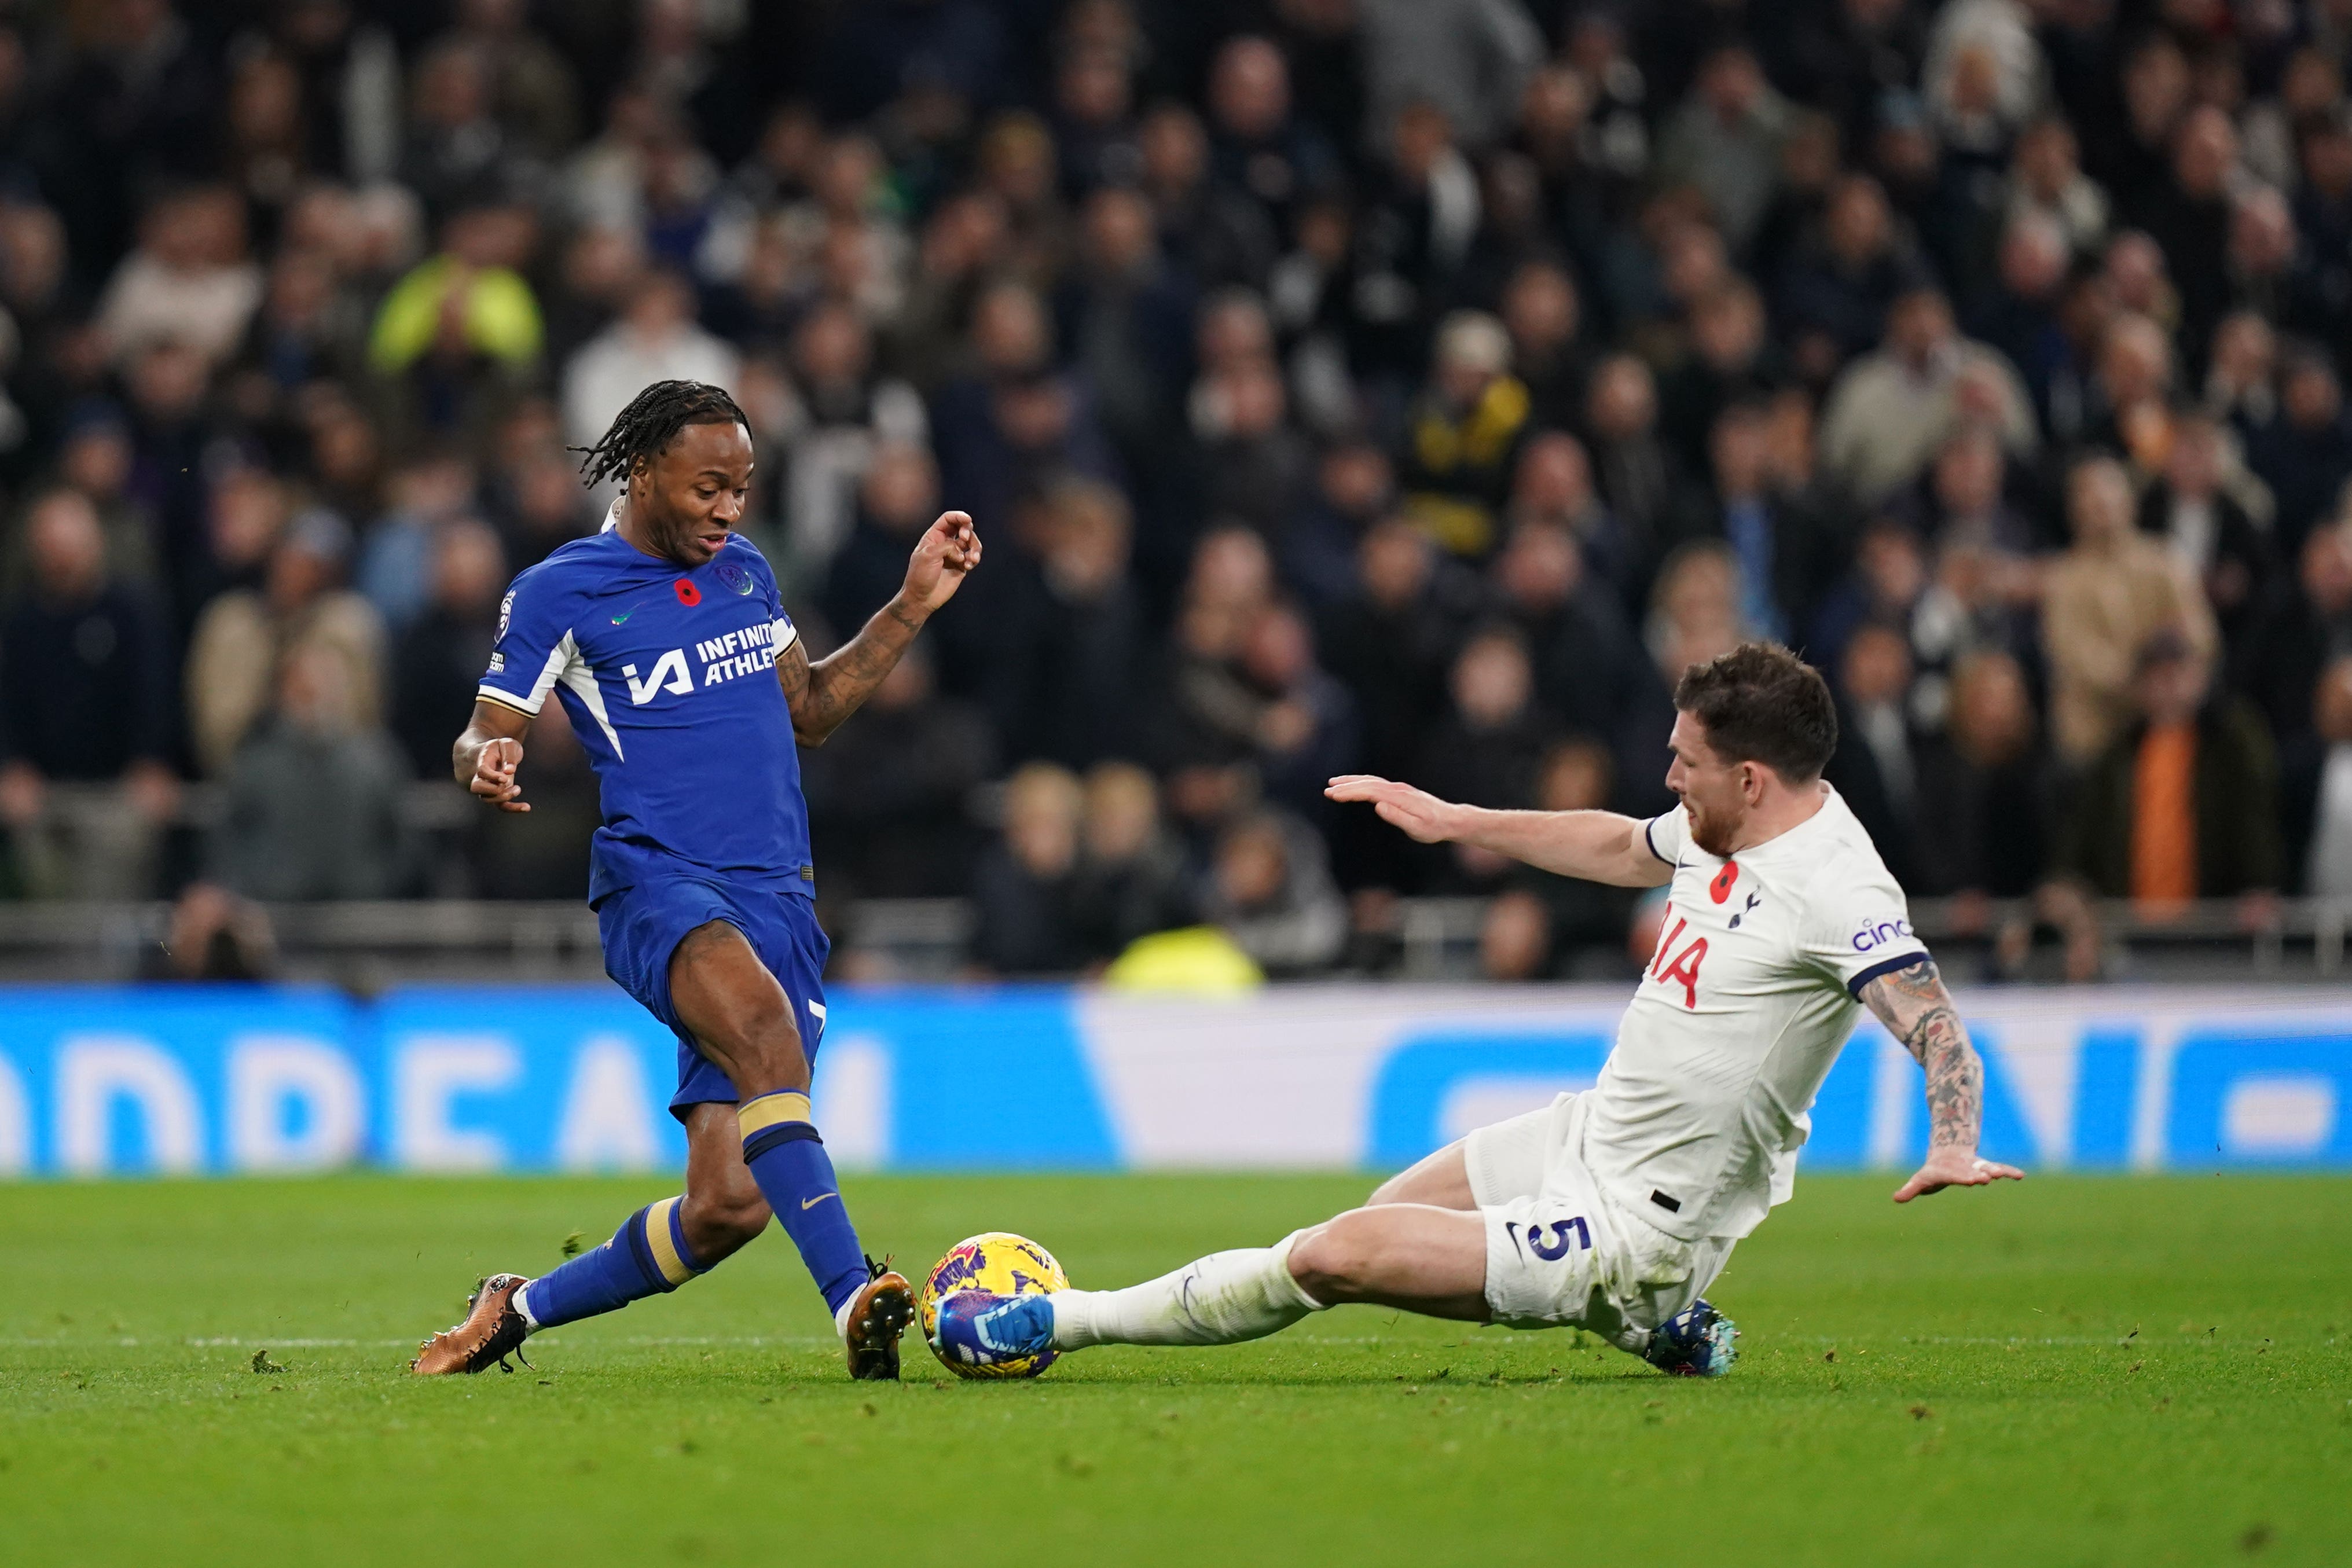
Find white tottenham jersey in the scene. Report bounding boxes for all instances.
[1583,786,1928,1243]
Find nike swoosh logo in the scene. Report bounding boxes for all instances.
[801,1193,838,1210]
[610,611,633,625]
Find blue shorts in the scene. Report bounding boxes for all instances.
[596,873,831,1123]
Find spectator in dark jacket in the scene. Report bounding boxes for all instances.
[1657,278,1782,473]
[391,518,505,777]
[2125,107,2234,359]
[1070,761,1196,961]
[1234,600,1360,827]
[2246,521,2352,752]
[1914,649,2056,897]
[2248,348,2352,559]
[37,0,221,284]
[1198,808,1346,976]
[1318,517,1476,888]
[1197,352,1315,538]
[1503,431,1636,605]
[464,691,596,902]
[1278,440,1395,613]
[210,641,412,901]
[0,488,174,787]
[2136,410,2274,685]
[928,280,1122,541]
[1318,519,1469,781]
[1967,212,2075,437]
[1823,622,1926,891]
[972,762,1088,976]
[1487,520,1646,744]
[2292,107,2352,378]
[0,488,177,897]
[1481,738,1641,979]
[827,439,1043,746]
[1777,173,1932,375]
[1143,526,1278,780]
[1698,399,1845,647]
[1054,185,1196,482]
[1583,352,1701,603]
[823,441,948,647]
[1905,423,2043,557]
[125,339,223,636]
[800,642,995,901]
[1138,102,1278,294]
[2060,633,2280,906]
[1203,35,1342,249]
[1019,478,1149,769]
[1500,258,1596,437]
[1415,626,1560,891]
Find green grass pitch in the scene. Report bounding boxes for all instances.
[1,1172,2346,1566]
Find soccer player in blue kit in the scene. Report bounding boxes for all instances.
[410,381,981,1380]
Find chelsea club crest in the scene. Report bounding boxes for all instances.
[715,561,755,595]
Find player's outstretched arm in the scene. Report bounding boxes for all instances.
[1859,956,2027,1203]
[780,509,980,746]
[454,699,534,813]
[1323,774,1673,887]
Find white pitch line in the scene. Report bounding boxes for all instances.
[1799,1333,2259,1347]
[0,1332,2287,1352]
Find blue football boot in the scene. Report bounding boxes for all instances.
[930,1290,1057,1369]
[1642,1298,1738,1376]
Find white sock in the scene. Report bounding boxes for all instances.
[1051,1232,1327,1350]
[833,1293,857,1342]
[513,1282,542,1333]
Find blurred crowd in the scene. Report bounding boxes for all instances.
[3,0,2352,981]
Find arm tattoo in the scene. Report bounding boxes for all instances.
[777,596,924,745]
[1859,957,1983,1151]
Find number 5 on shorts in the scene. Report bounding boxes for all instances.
[1508,1216,1592,1261]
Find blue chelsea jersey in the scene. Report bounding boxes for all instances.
[478,523,810,905]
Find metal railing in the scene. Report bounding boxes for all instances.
[0,893,2347,985]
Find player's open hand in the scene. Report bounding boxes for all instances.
[1893,1145,2024,1203]
[902,510,981,614]
[469,737,529,813]
[1324,774,1463,844]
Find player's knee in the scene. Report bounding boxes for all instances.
[1287,1217,1375,1303]
[724,1016,808,1097]
[672,926,810,1090]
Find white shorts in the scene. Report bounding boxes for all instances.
[1464,1092,1735,1349]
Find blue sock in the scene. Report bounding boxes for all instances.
[737,1090,868,1314]
[518,1197,706,1330]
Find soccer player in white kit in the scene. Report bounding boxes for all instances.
[933,644,2023,1376]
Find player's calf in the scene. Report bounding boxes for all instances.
[680,1184,770,1262]
[510,1195,716,1336]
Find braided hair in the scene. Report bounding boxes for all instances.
[570,380,750,489]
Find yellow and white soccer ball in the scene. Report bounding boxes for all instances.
[920,1231,1069,1379]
